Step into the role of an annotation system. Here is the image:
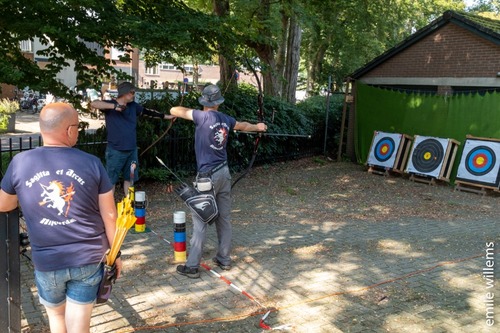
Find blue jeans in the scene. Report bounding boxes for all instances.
[35,263,103,307]
[105,146,139,184]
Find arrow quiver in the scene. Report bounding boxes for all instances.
[175,184,218,225]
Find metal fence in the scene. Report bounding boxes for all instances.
[1,131,323,178]
[0,210,21,333]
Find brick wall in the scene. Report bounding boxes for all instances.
[364,23,500,78]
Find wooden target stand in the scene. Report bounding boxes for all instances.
[366,132,413,177]
[406,136,460,186]
[454,135,500,196]
[454,180,495,196]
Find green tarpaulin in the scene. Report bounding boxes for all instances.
[355,82,500,181]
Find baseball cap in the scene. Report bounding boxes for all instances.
[117,82,136,97]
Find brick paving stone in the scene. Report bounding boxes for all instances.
[13,160,500,332]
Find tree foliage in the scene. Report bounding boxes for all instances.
[0,0,489,103]
[0,0,132,101]
[0,0,232,102]
[300,0,466,94]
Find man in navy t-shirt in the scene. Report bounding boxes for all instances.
[0,102,121,332]
[91,82,175,196]
[170,84,267,278]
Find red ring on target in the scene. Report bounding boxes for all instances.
[374,137,395,162]
[465,146,495,176]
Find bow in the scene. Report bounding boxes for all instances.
[231,58,311,188]
[231,58,265,189]
[139,92,184,157]
[140,117,176,157]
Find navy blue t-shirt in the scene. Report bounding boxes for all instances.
[1,147,114,271]
[192,110,236,172]
[104,101,144,150]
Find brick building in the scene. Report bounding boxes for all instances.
[346,10,500,162]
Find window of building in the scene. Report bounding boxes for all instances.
[145,65,159,75]
[111,47,126,60]
[160,63,177,71]
[19,40,32,52]
[159,63,193,73]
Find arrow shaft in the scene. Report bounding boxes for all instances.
[234,131,311,138]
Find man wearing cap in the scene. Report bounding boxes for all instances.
[170,84,267,278]
[91,82,175,196]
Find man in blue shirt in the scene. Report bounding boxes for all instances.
[171,84,267,278]
[91,82,175,195]
[0,102,121,332]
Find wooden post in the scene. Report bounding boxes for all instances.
[337,77,352,161]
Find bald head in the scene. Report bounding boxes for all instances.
[40,102,79,147]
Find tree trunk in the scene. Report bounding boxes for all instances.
[251,43,279,97]
[283,15,301,104]
[213,0,237,91]
[218,54,236,92]
[276,9,289,97]
[192,61,199,88]
[245,0,280,97]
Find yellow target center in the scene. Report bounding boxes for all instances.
[423,152,432,160]
[381,146,389,154]
[476,156,485,166]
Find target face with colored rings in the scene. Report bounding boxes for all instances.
[465,146,495,176]
[374,137,395,162]
[456,138,500,187]
[406,136,449,177]
[366,131,403,169]
[410,138,444,173]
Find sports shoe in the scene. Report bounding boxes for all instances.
[176,265,200,278]
[212,257,232,270]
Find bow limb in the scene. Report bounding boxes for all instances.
[139,90,184,157]
[231,58,265,189]
[140,117,177,157]
[140,91,184,157]
[231,133,261,189]
[247,57,264,123]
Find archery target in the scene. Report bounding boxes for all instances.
[406,136,449,177]
[367,132,403,169]
[456,138,500,187]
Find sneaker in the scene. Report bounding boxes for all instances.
[176,265,200,279]
[212,257,232,270]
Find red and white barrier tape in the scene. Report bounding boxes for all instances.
[259,311,292,330]
[200,263,292,330]
[149,228,173,247]
[200,263,266,308]
[147,227,292,329]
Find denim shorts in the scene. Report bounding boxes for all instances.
[35,263,103,307]
[105,146,139,184]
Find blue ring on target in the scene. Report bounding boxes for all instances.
[465,146,495,176]
[374,137,395,162]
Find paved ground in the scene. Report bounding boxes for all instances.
[11,109,105,134]
[0,110,104,147]
[4,116,500,333]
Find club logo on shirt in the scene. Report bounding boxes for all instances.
[39,180,75,217]
[213,127,228,148]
